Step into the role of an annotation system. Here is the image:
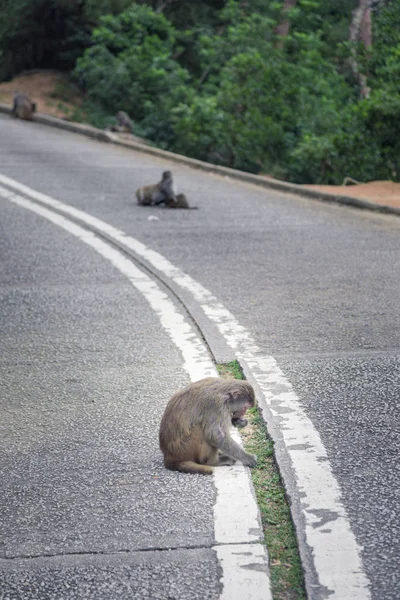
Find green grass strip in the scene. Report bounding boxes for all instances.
[217,361,306,600]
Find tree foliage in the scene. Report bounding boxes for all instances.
[73,6,192,145]
[1,0,400,183]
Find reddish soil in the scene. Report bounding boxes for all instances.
[0,71,83,119]
[304,180,400,210]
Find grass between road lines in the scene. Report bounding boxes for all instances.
[217,361,306,600]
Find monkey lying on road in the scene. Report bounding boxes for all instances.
[12,92,36,120]
[167,193,197,210]
[159,377,257,475]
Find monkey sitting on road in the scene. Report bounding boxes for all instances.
[136,170,177,206]
[108,110,134,133]
[159,377,257,475]
[11,92,36,121]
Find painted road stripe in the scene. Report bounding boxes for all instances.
[0,174,372,599]
[0,184,271,600]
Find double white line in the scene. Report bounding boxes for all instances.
[0,174,270,600]
[0,173,371,600]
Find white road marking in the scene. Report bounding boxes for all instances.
[214,544,271,600]
[213,435,262,545]
[0,173,372,598]
[0,183,271,600]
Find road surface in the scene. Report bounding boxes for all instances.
[1,115,399,599]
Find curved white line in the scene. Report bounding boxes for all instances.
[0,182,271,600]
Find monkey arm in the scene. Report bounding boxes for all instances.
[219,435,257,467]
[153,196,168,206]
[152,190,169,206]
[206,424,257,468]
[153,191,177,205]
[206,424,225,447]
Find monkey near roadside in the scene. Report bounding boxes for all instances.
[12,92,36,121]
[159,377,257,475]
[136,170,177,206]
[109,111,134,133]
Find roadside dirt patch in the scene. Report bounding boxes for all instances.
[303,180,400,210]
[0,71,83,119]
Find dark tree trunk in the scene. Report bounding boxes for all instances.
[349,0,373,98]
[275,0,298,46]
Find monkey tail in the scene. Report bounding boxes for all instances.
[165,459,213,475]
[178,461,214,475]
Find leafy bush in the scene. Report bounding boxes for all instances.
[3,0,400,184]
[73,5,192,146]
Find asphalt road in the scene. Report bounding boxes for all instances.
[0,188,222,598]
[1,115,400,599]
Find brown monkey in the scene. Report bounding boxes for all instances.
[116,110,133,132]
[11,92,36,121]
[109,110,134,133]
[136,170,177,206]
[166,193,198,210]
[159,377,257,475]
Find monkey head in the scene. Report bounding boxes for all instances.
[226,381,255,420]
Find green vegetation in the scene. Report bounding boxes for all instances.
[1,1,400,184]
[217,361,306,600]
